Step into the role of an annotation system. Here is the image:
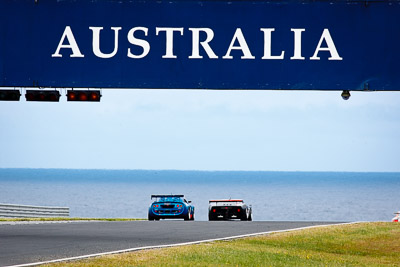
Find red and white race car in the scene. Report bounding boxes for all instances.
[208,199,252,221]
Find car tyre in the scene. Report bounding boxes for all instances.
[240,210,248,221]
[248,211,252,221]
[184,208,191,221]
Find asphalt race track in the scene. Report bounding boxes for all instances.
[0,221,344,266]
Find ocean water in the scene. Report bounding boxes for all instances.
[0,169,399,221]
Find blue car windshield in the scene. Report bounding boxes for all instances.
[158,197,183,202]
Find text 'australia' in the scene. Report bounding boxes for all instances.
[52,26,343,61]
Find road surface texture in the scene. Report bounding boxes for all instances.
[0,221,343,266]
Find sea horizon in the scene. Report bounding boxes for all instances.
[1,168,399,221]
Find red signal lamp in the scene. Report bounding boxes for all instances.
[89,91,100,101]
[67,90,101,102]
[68,91,77,101]
[78,92,88,101]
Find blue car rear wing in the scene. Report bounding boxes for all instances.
[151,195,184,199]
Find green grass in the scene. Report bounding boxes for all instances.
[0,217,145,222]
[44,222,400,266]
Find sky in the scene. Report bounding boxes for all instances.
[0,89,399,172]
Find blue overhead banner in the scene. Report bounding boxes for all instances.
[0,0,399,90]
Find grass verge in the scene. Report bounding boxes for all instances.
[44,222,400,266]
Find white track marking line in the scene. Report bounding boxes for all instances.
[5,222,362,267]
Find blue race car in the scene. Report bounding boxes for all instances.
[148,195,195,221]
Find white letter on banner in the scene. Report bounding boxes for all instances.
[90,27,121,59]
[222,28,255,59]
[261,28,285,60]
[52,26,84,58]
[156,28,184,58]
[290,28,305,60]
[310,29,343,60]
[127,27,150,59]
[188,28,218,59]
